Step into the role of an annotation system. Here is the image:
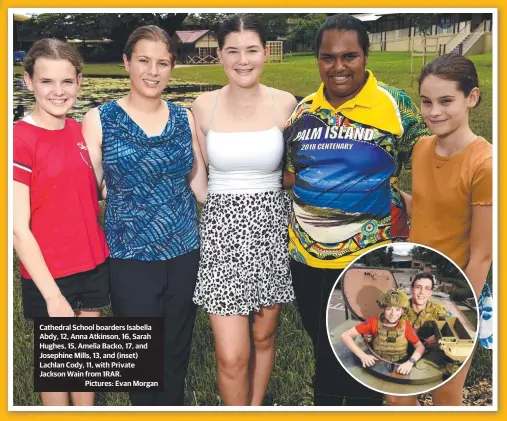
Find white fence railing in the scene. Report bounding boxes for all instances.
[462,21,488,55]
[444,21,472,54]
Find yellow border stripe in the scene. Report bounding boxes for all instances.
[3,2,502,420]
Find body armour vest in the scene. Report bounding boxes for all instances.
[372,319,409,363]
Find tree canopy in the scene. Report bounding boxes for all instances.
[357,246,393,268]
[19,13,188,61]
[411,245,460,276]
[286,14,327,52]
[184,13,303,41]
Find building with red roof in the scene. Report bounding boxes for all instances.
[173,30,219,64]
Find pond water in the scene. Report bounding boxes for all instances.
[13,74,222,122]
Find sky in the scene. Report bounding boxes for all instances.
[391,243,414,256]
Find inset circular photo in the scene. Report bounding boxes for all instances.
[327,243,478,396]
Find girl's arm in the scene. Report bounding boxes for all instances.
[191,94,209,166]
[82,107,105,190]
[99,181,107,201]
[278,90,298,190]
[186,109,208,204]
[464,205,492,297]
[283,171,295,189]
[399,190,413,218]
[13,182,74,317]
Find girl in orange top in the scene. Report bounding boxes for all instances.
[397,54,492,406]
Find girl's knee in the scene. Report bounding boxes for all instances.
[216,352,249,378]
[252,328,277,349]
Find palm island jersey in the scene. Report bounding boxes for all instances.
[284,70,428,269]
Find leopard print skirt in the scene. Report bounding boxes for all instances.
[193,190,295,316]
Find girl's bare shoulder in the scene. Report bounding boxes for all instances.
[269,87,297,108]
[192,89,222,112]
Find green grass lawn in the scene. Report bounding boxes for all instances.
[12,51,493,406]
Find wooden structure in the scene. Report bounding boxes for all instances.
[173,30,219,64]
[267,40,283,63]
[410,35,439,73]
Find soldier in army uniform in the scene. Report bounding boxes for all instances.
[402,273,449,345]
[341,289,425,375]
[385,273,451,405]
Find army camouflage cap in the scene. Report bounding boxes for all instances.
[377,289,409,309]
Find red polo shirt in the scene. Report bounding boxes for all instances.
[13,118,109,279]
[355,316,420,345]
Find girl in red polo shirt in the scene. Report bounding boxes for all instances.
[13,39,109,406]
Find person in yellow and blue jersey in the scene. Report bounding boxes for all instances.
[283,14,428,406]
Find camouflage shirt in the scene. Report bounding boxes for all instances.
[402,299,448,338]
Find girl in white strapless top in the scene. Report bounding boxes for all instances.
[191,14,298,406]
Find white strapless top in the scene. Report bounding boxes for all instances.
[206,126,284,194]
